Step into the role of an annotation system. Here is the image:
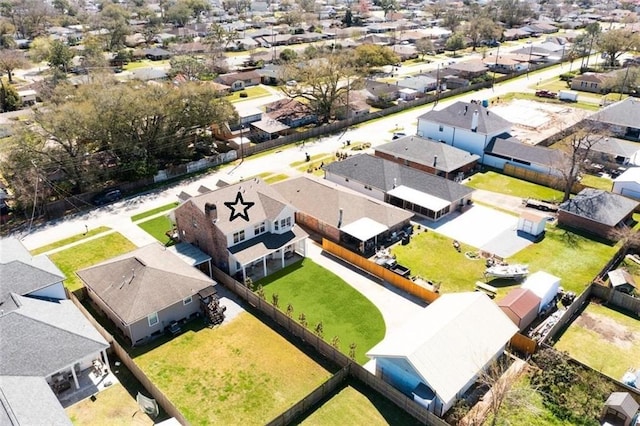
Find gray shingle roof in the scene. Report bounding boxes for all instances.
[375,136,480,173]
[76,243,215,324]
[0,261,64,309]
[0,237,65,278]
[417,101,512,135]
[589,98,640,129]
[485,135,566,167]
[0,376,72,426]
[559,189,639,226]
[273,176,414,229]
[323,154,474,202]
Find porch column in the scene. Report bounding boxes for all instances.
[207,259,212,278]
[242,266,247,283]
[70,366,80,389]
[281,248,285,269]
[262,256,267,277]
[102,349,110,372]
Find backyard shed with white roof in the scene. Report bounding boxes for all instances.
[613,167,640,200]
[521,271,560,312]
[366,292,518,416]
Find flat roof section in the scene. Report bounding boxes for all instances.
[388,185,450,211]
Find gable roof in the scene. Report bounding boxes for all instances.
[559,188,639,226]
[216,70,261,86]
[604,392,640,418]
[76,243,215,324]
[375,136,480,173]
[179,178,291,235]
[589,98,640,128]
[367,292,518,405]
[323,154,474,203]
[607,268,637,289]
[0,295,108,377]
[418,101,512,135]
[485,135,566,167]
[497,288,541,319]
[0,376,72,426]
[614,167,640,184]
[273,176,413,229]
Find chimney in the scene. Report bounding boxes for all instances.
[337,208,343,228]
[393,178,397,188]
[204,202,217,222]
[471,110,479,132]
[433,155,438,167]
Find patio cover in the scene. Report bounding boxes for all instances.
[387,185,450,212]
[168,242,212,266]
[340,217,388,242]
[228,225,308,265]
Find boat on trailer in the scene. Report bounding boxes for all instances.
[484,264,529,280]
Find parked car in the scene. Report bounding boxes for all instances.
[392,132,406,140]
[535,90,557,99]
[91,189,122,206]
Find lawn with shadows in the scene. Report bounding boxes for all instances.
[30,226,111,255]
[137,215,174,245]
[131,202,178,222]
[465,171,563,201]
[257,258,385,364]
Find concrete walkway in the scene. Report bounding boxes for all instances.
[305,241,425,337]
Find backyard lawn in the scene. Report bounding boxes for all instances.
[257,259,385,364]
[298,382,422,426]
[66,384,153,426]
[226,85,271,103]
[465,171,563,201]
[554,302,640,380]
[48,233,136,292]
[135,312,332,426]
[580,174,613,191]
[30,226,111,255]
[131,202,178,222]
[137,215,174,245]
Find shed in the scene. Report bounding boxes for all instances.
[601,392,639,426]
[17,89,37,105]
[613,167,640,200]
[607,268,637,294]
[497,288,541,331]
[521,271,560,312]
[517,211,546,238]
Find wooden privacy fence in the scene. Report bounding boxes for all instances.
[591,283,640,315]
[503,164,585,196]
[321,238,440,304]
[67,290,189,425]
[509,333,537,356]
[210,265,449,426]
[539,282,592,345]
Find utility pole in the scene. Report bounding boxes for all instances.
[492,43,500,90]
[619,66,630,101]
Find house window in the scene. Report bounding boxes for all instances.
[286,217,291,227]
[439,125,444,132]
[148,312,159,327]
[254,221,266,236]
[233,230,245,243]
[280,217,291,229]
[183,296,192,305]
[275,220,279,231]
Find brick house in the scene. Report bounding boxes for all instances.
[174,178,308,282]
[215,70,262,91]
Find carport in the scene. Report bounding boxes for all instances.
[340,217,388,254]
[387,185,452,220]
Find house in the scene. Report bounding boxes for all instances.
[364,80,401,105]
[482,55,526,73]
[521,271,561,312]
[374,135,480,180]
[601,392,640,426]
[446,61,488,79]
[607,268,637,294]
[215,70,262,91]
[588,98,640,141]
[233,104,263,130]
[264,98,317,128]
[483,134,566,174]
[517,211,547,238]
[497,288,541,331]
[613,168,640,199]
[335,92,371,120]
[366,292,518,416]
[143,47,172,61]
[323,154,474,221]
[570,72,610,93]
[249,118,290,142]
[417,101,512,157]
[558,189,639,240]
[397,75,438,93]
[273,176,413,255]
[77,243,215,346]
[174,178,308,282]
[589,136,640,167]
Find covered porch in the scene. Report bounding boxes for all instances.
[340,217,389,257]
[386,185,454,221]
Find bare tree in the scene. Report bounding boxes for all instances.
[609,224,640,252]
[0,49,29,82]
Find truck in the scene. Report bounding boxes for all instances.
[535,90,557,99]
[558,91,578,102]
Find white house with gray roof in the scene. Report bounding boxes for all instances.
[588,98,640,141]
[323,154,474,221]
[483,134,567,175]
[417,101,512,157]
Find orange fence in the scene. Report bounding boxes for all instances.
[321,238,440,304]
[509,333,537,356]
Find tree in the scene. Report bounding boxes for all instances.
[597,28,640,68]
[426,2,447,19]
[609,224,640,252]
[271,293,279,308]
[279,48,297,62]
[442,11,461,32]
[342,8,353,27]
[27,35,51,63]
[298,312,308,328]
[465,17,501,50]
[0,49,29,82]
[445,33,466,56]
[415,38,434,59]
[168,55,207,79]
[285,303,294,318]
[99,3,130,51]
[281,54,360,123]
[313,321,323,338]
[0,0,51,39]
[0,20,16,48]
[348,342,357,359]
[184,0,210,20]
[0,77,20,111]
[496,0,533,28]
[47,39,73,72]
[80,35,107,70]
[374,0,397,18]
[165,0,192,26]
[353,44,399,68]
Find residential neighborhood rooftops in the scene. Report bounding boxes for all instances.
[589,98,640,129]
[418,101,512,135]
[0,376,72,426]
[497,288,541,319]
[485,135,565,167]
[376,135,480,173]
[559,188,639,227]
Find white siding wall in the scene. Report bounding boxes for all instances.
[418,121,455,144]
[613,181,640,200]
[324,172,386,201]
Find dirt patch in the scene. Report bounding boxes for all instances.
[575,312,638,350]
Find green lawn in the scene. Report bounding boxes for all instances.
[580,174,613,191]
[257,259,385,364]
[48,233,136,292]
[30,226,111,255]
[466,171,563,201]
[494,92,600,111]
[298,382,422,426]
[131,202,179,222]
[510,225,617,294]
[137,215,175,245]
[123,59,170,71]
[226,85,271,103]
[554,303,640,380]
[264,173,290,184]
[135,312,332,426]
